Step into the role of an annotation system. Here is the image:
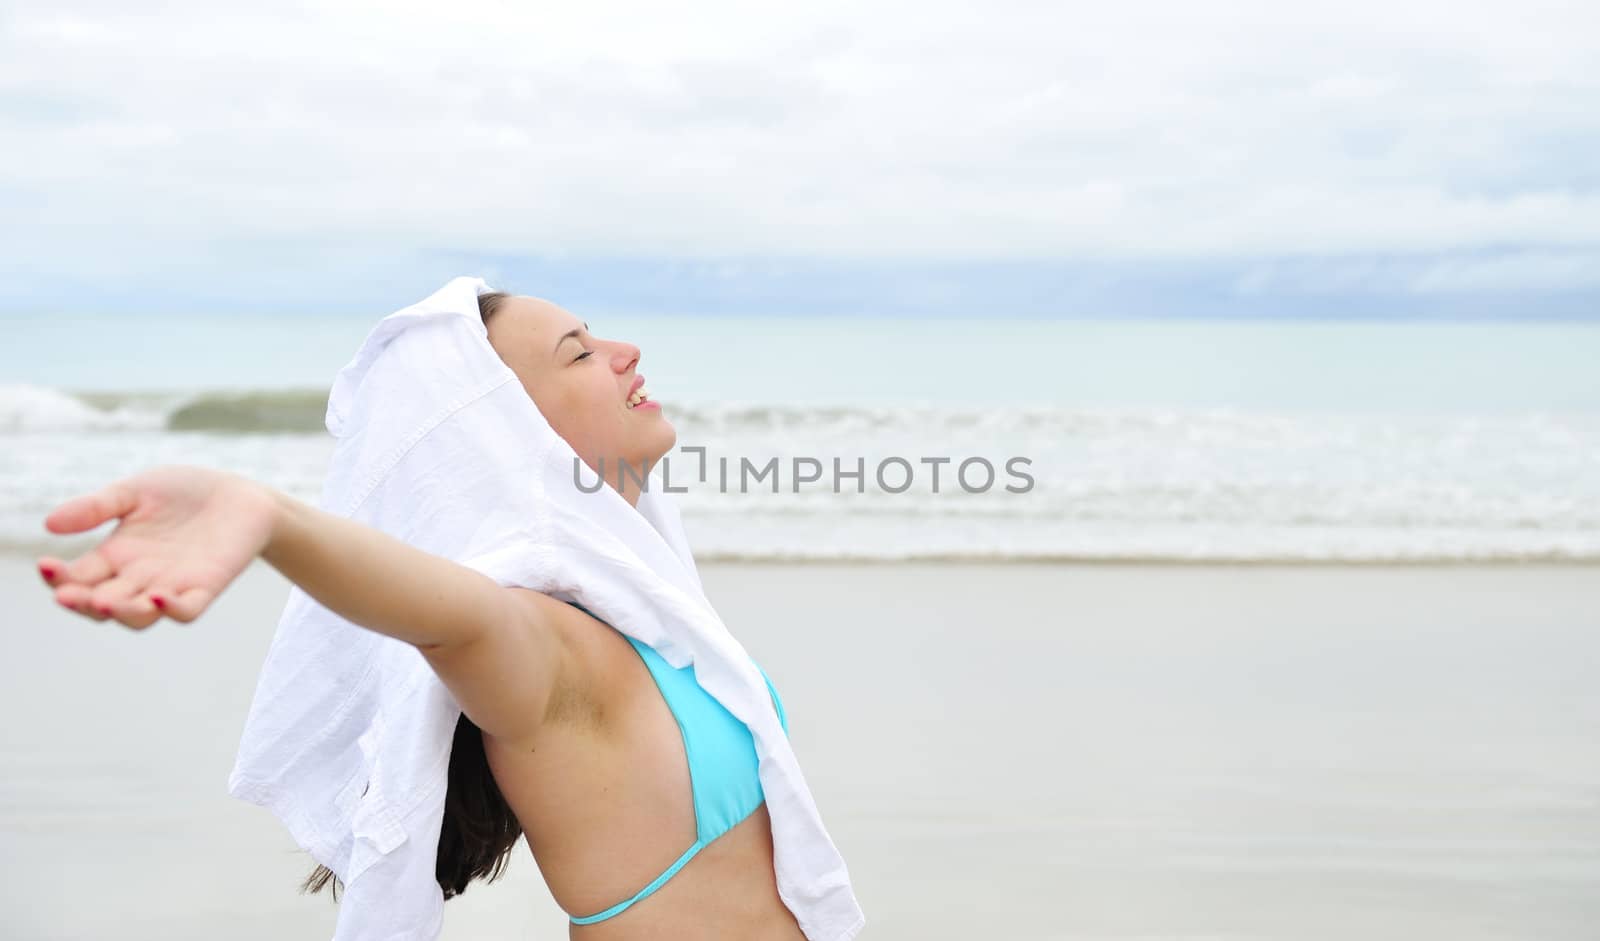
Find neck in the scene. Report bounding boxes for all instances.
[615,478,642,508]
[579,455,652,508]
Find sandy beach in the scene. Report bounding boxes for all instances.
[2,558,1596,940]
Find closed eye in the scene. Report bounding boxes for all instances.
[573,350,594,362]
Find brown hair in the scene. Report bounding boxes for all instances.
[477,290,513,324]
[299,288,523,903]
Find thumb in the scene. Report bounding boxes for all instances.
[44,481,139,535]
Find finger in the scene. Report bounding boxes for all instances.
[37,556,66,585]
[59,548,115,587]
[108,594,163,631]
[90,570,152,619]
[44,481,138,535]
[149,586,211,624]
[55,583,109,621]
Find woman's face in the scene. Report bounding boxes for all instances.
[484,295,676,504]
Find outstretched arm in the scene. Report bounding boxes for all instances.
[267,488,575,748]
[37,465,569,748]
[261,486,512,650]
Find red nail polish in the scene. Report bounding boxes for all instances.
[38,564,55,581]
[96,605,112,617]
[151,595,166,610]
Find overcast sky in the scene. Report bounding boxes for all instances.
[2,0,1596,317]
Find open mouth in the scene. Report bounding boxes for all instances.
[626,381,653,409]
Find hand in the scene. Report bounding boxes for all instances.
[36,465,279,630]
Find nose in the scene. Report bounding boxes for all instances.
[608,339,641,373]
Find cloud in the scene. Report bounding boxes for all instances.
[1409,249,1600,293]
[1,0,1598,310]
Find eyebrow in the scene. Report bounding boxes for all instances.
[551,322,591,356]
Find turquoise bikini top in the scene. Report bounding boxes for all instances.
[564,602,789,926]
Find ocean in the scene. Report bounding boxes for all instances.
[2,314,1597,562]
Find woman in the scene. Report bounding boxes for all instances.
[34,290,831,940]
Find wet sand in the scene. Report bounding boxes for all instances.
[3,559,1598,940]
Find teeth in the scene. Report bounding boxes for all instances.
[628,385,649,408]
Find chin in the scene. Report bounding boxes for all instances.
[633,422,678,470]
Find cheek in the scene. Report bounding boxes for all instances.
[550,382,624,451]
